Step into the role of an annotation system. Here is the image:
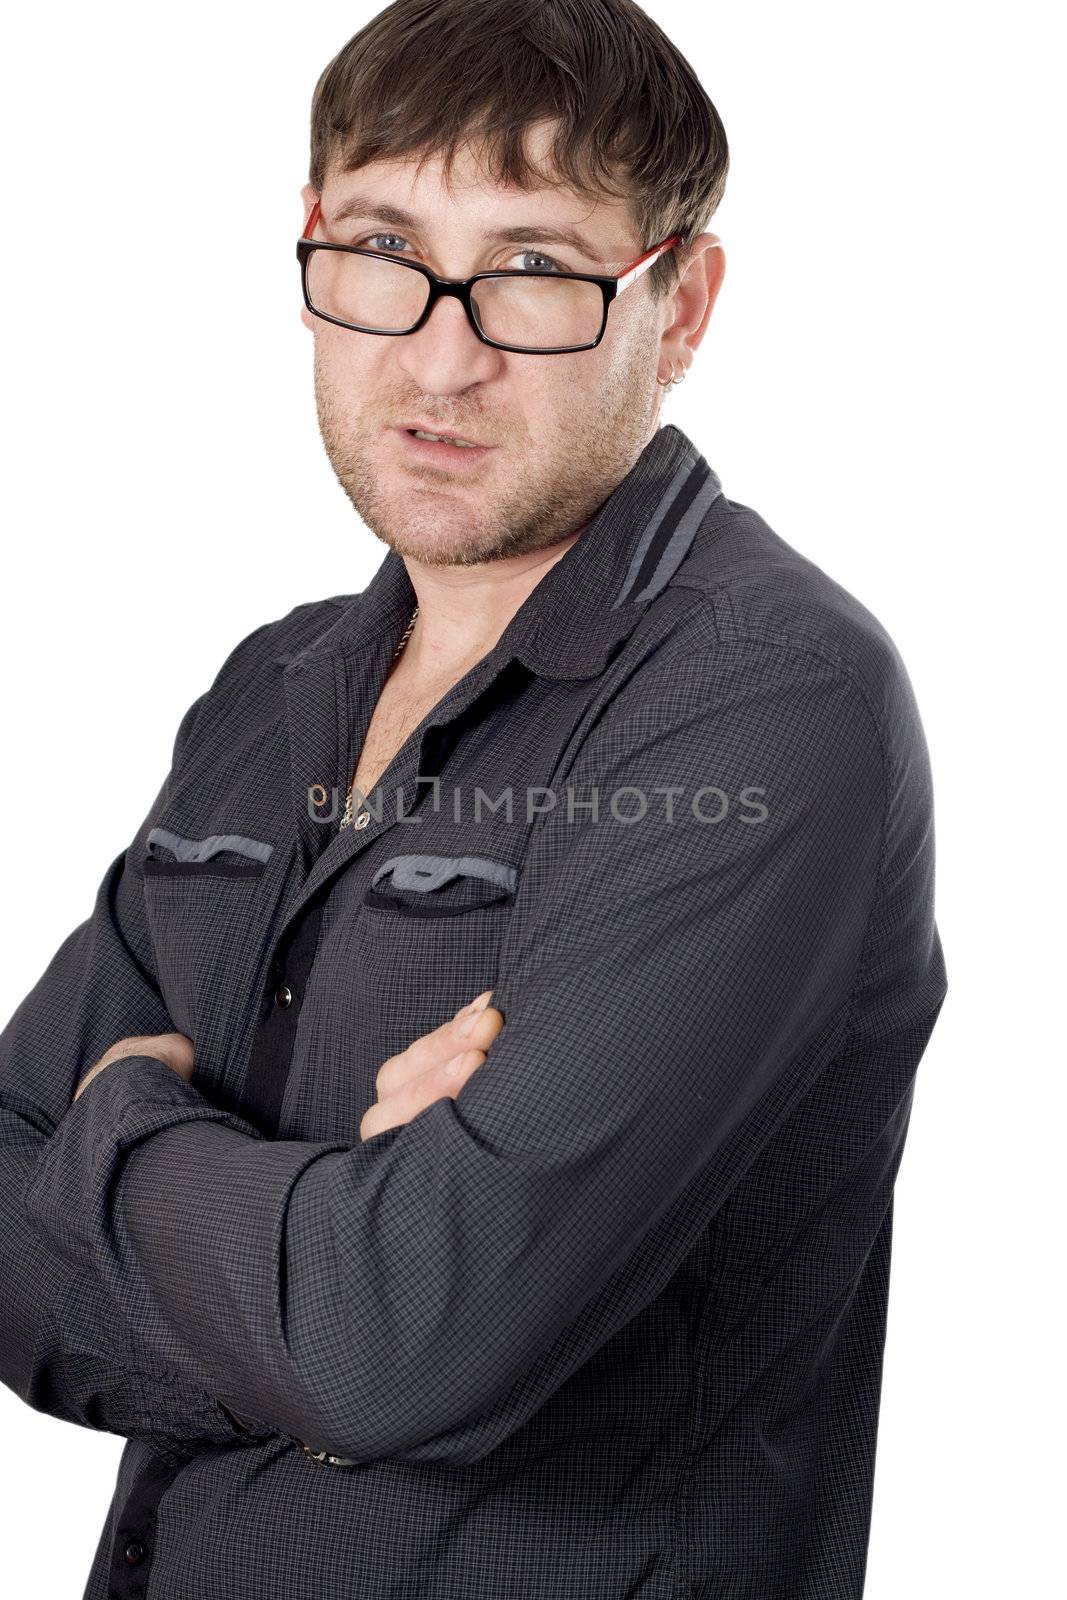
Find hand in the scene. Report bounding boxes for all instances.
[73,1032,195,1103]
[359,990,504,1141]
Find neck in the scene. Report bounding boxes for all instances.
[399,521,591,675]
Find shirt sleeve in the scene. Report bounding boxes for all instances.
[1,644,278,1449]
[21,643,887,1465]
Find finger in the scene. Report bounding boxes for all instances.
[375,1001,503,1096]
[374,1005,499,1096]
[361,1048,487,1140]
[457,989,495,1016]
[392,1036,494,1110]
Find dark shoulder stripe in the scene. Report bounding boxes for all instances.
[611,449,698,610]
[613,455,721,610]
[627,462,724,606]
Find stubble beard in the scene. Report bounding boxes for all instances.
[312,330,662,571]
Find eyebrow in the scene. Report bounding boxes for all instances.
[327,192,608,267]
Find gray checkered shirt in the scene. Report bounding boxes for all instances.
[2,422,948,1598]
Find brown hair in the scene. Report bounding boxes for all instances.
[308,0,728,300]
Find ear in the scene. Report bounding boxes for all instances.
[656,232,726,375]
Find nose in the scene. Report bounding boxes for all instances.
[397,290,501,394]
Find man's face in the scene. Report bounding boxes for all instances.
[300,124,671,569]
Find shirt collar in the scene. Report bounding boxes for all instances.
[287,422,724,683]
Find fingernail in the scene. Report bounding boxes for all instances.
[458,1011,479,1036]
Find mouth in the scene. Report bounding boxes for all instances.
[392,424,496,469]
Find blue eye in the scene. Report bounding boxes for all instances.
[360,232,408,254]
[514,249,562,274]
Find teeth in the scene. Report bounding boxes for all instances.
[412,430,478,448]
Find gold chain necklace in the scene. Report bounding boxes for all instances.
[339,603,420,831]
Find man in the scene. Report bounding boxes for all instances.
[0,2,948,1597]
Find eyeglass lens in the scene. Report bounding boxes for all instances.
[305,250,604,352]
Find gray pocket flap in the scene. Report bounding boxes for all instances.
[363,853,520,916]
[146,826,274,866]
[371,853,518,895]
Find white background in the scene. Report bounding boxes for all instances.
[0,3,1061,1595]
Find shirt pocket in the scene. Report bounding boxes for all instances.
[140,829,275,1043]
[351,852,521,1061]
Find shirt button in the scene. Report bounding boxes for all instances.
[274,984,293,1008]
[124,1541,145,1565]
[354,810,370,830]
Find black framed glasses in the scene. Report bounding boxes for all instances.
[296,200,682,355]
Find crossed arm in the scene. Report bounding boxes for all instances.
[0,624,280,1451]
[0,768,263,1449]
[9,643,885,1466]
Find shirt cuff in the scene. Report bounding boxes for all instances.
[21,1053,262,1277]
